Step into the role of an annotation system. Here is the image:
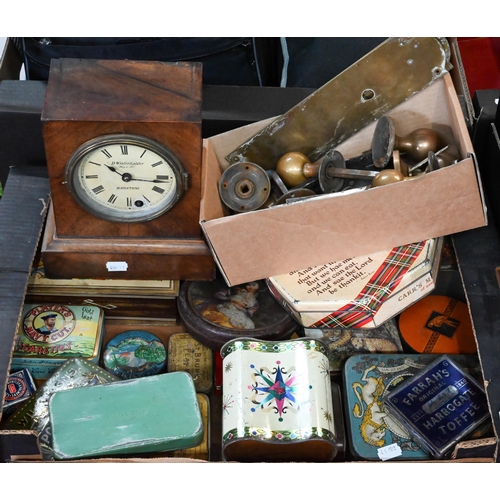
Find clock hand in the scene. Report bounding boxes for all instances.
[105,165,168,183]
[128,177,170,183]
[105,165,136,182]
[105,164,125,177]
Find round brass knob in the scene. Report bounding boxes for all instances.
[275,152,319,188]
[371,169,406,187]
[372,115,443,167]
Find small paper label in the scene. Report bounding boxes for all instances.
[106,261,128,272]
[377,443,402,461]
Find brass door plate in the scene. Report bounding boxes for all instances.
[226,37,452,170]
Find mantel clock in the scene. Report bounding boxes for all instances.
[41,58,215,280]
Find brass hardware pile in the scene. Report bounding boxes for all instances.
[219,115,458,213]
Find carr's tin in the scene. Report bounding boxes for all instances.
[221,337,337,462]
[343,353,483,461]
[267,238,442,330]
[11,304,105,381]
[382,354,490,458]
[167,333,213,393]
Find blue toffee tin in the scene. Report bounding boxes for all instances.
[102,330,167,379]
[383,354,490,458]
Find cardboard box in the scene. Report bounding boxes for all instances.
[200,73,487,286]
[0,45,497,463]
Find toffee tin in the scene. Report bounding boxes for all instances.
[343,353,483,460]
[382,354,490,458]
[221,337,337,462]
[11,304,105,380]
[102,330,167,379]
[267,238,442,329]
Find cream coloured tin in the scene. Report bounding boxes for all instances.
[267,238,442,329]
[221,337,337,462]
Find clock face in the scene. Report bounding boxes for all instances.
[66,134,187,222]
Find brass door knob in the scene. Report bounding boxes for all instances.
[372,115,443,167]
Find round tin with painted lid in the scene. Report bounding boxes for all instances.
[398,295,476,354]
[102,330,167,379]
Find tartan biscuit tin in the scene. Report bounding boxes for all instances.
[11,304,105,380]
[2,368,37,415]
[221,337,337,462]
[382,355,490,458]
[267,238,442,330]
[342,353,482,460]
[102,330,167,379]
[167,333,213,393]
[305,318,403,375]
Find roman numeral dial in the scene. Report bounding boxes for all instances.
[66,134,188,223]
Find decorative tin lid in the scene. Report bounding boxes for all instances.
[102,330,167,379]
[177,275,300,350]
[383,355,489,458]
[398,295,477,354]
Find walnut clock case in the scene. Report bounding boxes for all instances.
[40,58,215,281]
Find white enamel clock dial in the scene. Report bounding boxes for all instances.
[65,134,188,223]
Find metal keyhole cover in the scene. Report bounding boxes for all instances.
[218,162,271,212]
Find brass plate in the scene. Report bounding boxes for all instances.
[226,37,451,170]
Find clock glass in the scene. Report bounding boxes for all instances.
[66,134,187,222]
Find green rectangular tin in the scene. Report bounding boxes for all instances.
[11,304,105,381]
[49,371,203,460]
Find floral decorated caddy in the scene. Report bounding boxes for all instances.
[221,337,337,462]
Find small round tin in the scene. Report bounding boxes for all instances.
[178,275,300,351]
[102,330,167,379]
[398,295,477,354]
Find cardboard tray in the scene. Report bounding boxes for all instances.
[200,73,487,287]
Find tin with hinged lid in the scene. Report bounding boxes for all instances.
[11,303,106,381]
[382,354,490,458]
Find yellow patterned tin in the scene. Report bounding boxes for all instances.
[11,304,105,381]
[166,393,210,460]
[167,333,213,393]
